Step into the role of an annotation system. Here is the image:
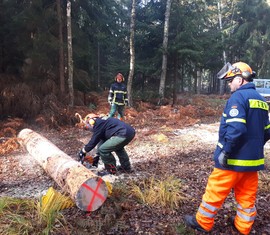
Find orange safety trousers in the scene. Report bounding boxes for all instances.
[196,168,258,235]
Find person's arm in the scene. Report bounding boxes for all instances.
[108,84,114,104]
[264,113,270,144]
[124,85,128,106]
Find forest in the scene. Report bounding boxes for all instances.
[1,0,270,113]
[1,0,270,234]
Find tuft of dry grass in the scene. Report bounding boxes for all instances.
[130,176,186,209]
[0,197,69,235]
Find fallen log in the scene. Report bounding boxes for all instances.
[18,128,108,212]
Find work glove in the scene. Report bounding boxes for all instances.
[92,155,100,167]
[83,123,91,130]
[78,148,86,164]
[218,150,229,168]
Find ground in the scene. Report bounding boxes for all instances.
[0,94,270,235]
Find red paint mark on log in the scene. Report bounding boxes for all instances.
[82,178,105,211]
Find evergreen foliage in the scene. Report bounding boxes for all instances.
[1,0,270,96]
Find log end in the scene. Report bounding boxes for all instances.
[75,177,108,212]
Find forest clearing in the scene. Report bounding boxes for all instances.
[1,1,270,234]
[1,93,270,235]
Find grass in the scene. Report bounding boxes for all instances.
[130,175,186,209]
[0,196,69,235]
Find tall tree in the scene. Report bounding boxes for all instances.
[67,0,74,106]
[158,0,172,104]
[127,0,136,107]
[217,0,226,95]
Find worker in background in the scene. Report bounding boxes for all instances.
[108,73,128,120]
[78,115,135,176]
[184,62,270,235]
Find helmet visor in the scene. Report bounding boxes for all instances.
[217,62,235,80]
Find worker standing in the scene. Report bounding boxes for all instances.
[184,62,270,235]
[78,115,135,176]
[108,73,128,120]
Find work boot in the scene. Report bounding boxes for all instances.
[117,165,133,174]
[229,216,245,234]
[98,164,117,177]
[184,215,208,233]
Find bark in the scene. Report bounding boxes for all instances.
[217,0,226,95]
[158,0,172,104]
[18,128,108,212]
[67,0,74,106]
[127,0,136,107]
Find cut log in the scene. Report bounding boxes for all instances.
[18,128,108,212]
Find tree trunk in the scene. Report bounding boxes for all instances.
[56,0,65,93]
[18,128,108,212]
[67,0,74,106]
[217,0,226,95]
[97,41,101,89]
[127,0,136,107]
[172,54,178,106]
[158,0,172,105]
[197,69,201,94]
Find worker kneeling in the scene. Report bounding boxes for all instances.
[79,115,135,176]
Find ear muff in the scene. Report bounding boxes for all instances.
[89,118,95,126]
[241,71,256,81]
[242,71,251,80]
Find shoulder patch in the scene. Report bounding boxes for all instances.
[231,105,237,109]
[229,108,239,117]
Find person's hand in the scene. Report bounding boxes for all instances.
[108,101,112,105]
[218,151,229,168]
[83,124,90,130]
[78,148,86,164]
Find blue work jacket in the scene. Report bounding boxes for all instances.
[84,117,135,152]
[214,82,270,171]
[108,82,128,105]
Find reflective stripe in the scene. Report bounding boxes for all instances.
[114,91,127,94]
[226,118,246,124]
[202,200,218,213]
[198,207,215,218]
[110,90,127,104]
[217,142,223,148]
[113,101,125,105]
[237,211,256,222]
[265,124,270,130]
[237,204,256,214]
[249,99,269,111]
[227,158,264,167]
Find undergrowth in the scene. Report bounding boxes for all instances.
[0,197,68,235]
[130,175,186,209]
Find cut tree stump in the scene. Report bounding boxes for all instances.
[18,128,108,212]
